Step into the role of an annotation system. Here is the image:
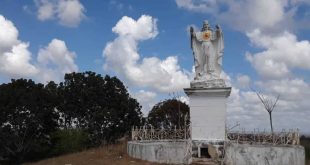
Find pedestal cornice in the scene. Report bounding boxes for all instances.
[184,87,232,97]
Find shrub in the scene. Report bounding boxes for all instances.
[50,129,89,156]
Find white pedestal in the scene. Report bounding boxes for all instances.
[184,87,231,141]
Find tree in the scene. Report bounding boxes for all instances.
[58,71,143,144]
[0,79,59,163]
[147,99,190,129]
[255,91,279,134]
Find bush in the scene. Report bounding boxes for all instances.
[50,129,89,156]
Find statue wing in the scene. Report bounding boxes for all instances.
[192,35,204,70]
[212,29,224,76]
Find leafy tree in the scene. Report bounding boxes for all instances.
[0,79,59,164]
[58,71,143,145]
[147,99,190,129]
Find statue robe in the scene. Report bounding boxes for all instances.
[191,28,224,80]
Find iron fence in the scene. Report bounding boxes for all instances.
[227,129,300,145]
[131,125,191,141]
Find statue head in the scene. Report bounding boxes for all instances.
[202,20,210,31]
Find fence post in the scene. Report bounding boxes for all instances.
[131,126,134,140]
[174,126,176,140]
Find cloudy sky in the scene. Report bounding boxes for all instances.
[0,0,310,133]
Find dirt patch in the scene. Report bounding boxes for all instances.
[23,142,166,165]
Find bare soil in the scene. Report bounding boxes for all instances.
[23,142,165,165]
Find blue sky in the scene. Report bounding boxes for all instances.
[0,0,310,133]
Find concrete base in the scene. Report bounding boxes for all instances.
[192,140,224,158]
[127,140,192,164]
[224,142,305,165]
[184,87,231,141]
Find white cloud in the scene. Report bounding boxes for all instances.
[103,15,191,92]
[37,39,78,82]
[256,78,310,101]
[36,0,55,21]
[112,15,158,41]
[0,15,38,78]
[218,0,290,32]
[0,43,39,77]
[0,14,78,82]
[175,0,308,32]
[236,74,250,89]
[132,90,157,115]
[175,0,218,14]
[0,15,19,53]
[57,0,85,27]
[246,29,310,79]
[227,76,310,133]
[178,95,189,105]
[35,0,86,27]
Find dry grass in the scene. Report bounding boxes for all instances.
[23,140,310,165]
[23,142,164,165]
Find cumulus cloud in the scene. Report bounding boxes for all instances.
[35,0,86,27]
[0,43,39,77]
[218,0,291,32]
[0,15,38,78]
[175,0,219,14]
[0,14,78,82]
[36,0,55,21]
[246,29,310,79]
[227,63,310,133]
[37,39,78,82]
[227,77,310,133]
[0,16,19,52]
[256,78,310,102]
[175,0,308,32]
[132,90,157,114]
[236,74,250,89]
[103,15,191,92]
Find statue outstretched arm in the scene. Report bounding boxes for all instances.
[215,24,222,39]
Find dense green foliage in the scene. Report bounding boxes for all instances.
[0,79,59,164]
[58,72,143,144]
[0,71,143,164]
[147,99,190,129]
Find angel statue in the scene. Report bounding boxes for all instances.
[190,20,224,86]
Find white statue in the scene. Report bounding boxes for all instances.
[190,20,225,88]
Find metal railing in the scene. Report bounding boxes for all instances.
[131,125,191,141]
[227,129,300,145]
